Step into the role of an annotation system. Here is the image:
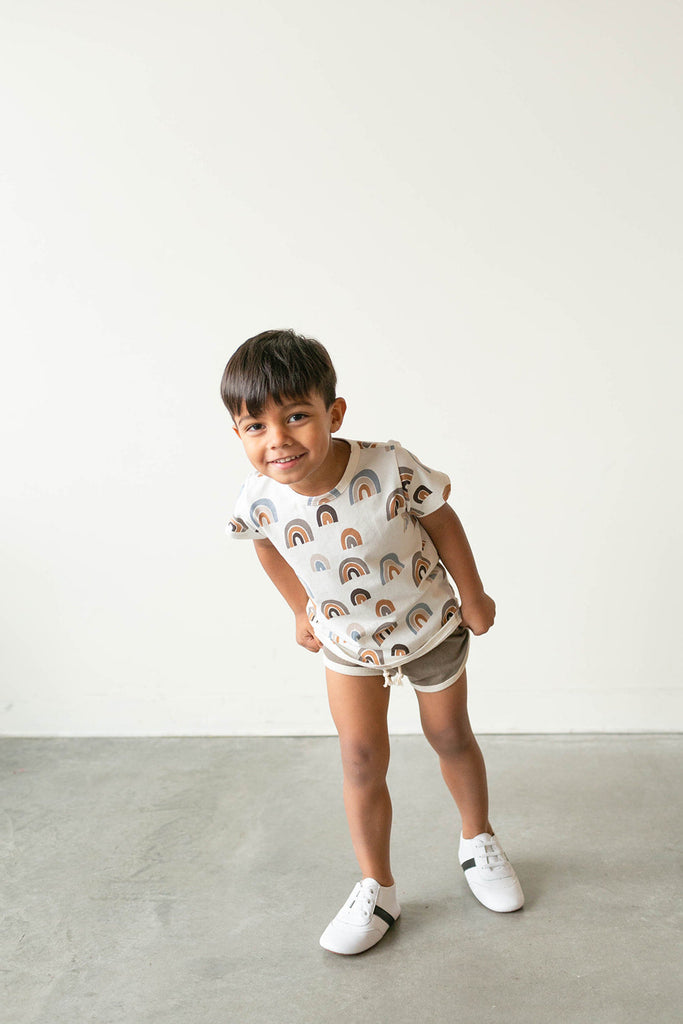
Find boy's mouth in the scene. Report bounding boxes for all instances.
[269,453,304,466]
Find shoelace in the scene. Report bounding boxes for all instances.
[341,881,379,923]
[474,837,513,876]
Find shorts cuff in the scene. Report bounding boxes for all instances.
[322,656,377,676]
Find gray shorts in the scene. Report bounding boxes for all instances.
[323,625,470,692]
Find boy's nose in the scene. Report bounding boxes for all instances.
[269,425,292,446]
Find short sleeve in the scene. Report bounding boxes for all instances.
[225,481,264,541]
[393,443,451,518]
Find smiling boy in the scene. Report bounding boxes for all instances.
[222,328,524,955]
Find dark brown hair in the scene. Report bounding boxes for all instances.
[220,329,337,419]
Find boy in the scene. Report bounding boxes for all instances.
[222,329,523,955]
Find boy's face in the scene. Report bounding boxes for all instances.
[233,391,347,496]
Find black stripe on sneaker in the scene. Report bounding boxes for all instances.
[460,858,476,872]
[373,905,396,928]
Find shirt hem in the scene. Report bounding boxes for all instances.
[321,612,462,673]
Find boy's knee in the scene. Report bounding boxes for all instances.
[424,721,475,760]
[340,738,389,786]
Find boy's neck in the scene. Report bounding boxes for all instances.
[289,438,350,497]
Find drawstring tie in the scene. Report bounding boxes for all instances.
[382,665,410,687]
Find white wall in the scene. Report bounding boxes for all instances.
[1,0,681,736]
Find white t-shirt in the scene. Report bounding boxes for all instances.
[227,440,461,669]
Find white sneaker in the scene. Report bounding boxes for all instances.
[459,832,524,912]
[319,878,401,955]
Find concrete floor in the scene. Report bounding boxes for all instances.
[1,735,681,1024]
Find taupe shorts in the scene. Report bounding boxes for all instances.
[323,625,470,692]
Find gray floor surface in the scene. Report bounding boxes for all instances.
[1,735,681,1024]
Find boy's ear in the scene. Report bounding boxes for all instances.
[232,424,240,437]
[330,396,347,433]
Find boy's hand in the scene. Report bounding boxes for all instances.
[295,612,323,653]
[460,593,496,635]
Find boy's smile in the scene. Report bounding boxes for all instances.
[233,393,348,497]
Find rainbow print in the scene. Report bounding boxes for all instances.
[412,552,431,586]
[398,466,414,490]
[379,553,405,585]
[427,565,446,585]
[228,517,250,535]
[359,648,384,666]
[339,557,370,584]
[413,484,433,506]
[341,528,363,549]
[350,588,371,606]
[391,643,409,658]
[346,623,364,642]
[406,602,433,634]
[385,488,407,520]
[375,598,395,617]
[321,599,350,619]
[441,599,459,625]
[310,554,331,573]
[372,622,397,646]
[250,498,278,528]
[316,504,338,527]
[284,518,315,548]
[349,469,382,504]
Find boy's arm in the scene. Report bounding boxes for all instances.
[420,503,496,635]
[252,538,322,653]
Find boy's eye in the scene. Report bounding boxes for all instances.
[244,423,264,432]
[288,413,308,423]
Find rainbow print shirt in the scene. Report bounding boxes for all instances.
[228,441,462,669]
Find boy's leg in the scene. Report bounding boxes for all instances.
[325,668,393,886]
[416,670,524,912]
[414,670,492,839]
